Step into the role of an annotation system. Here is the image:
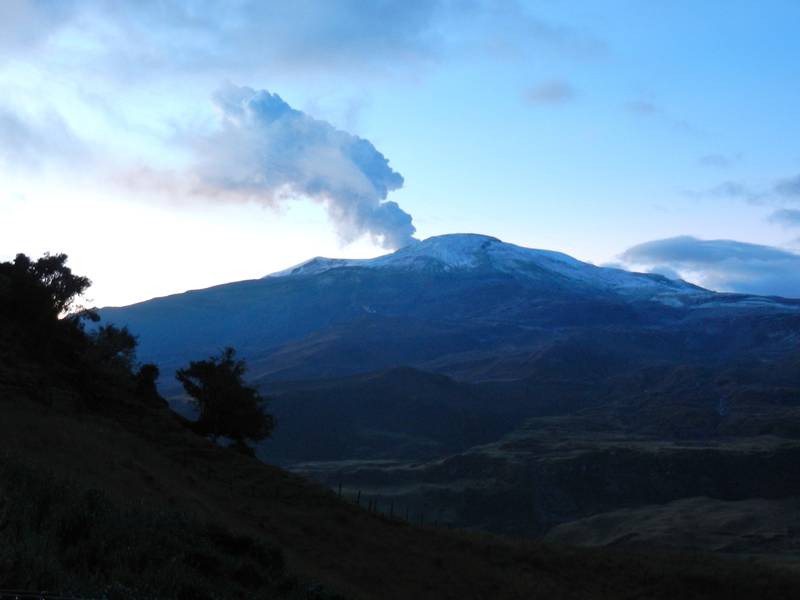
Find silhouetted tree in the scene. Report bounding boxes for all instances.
[89,324,137,371]
[0,252,91,320]
[0,251,173,413]
[135,363,166,407]
[0,252,95,362]
[176,347,275,452]
[136,363,160,393]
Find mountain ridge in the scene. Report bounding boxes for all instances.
[265,233,709,302]
[98,232,800,393]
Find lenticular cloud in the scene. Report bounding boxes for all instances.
[195,83,416,249]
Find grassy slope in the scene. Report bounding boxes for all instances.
[545,496,800,559]
[3,382,800,600]
[0,458,310,600]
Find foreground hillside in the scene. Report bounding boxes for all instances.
[4,253,800,598]
[5,349,800,599]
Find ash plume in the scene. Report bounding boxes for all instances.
[195,83,416,249]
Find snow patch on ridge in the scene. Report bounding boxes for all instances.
[267,256,366,278]
[267,233,706,300]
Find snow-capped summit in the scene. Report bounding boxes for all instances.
[267,233,704,299]
[374,233,505,269]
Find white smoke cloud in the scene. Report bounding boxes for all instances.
[192,84,416,249]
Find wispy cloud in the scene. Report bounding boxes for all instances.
[0,1,443,79]
[768,209,800,227]
[524,80,576,105]
[624,99,698,134]
[466,1,606,61]
[0,1,604,83]
[625,100,659,116]
[697,153,741,169]
[705,181,764,203]
[0,0,81,54]
[690,172,800,209]
[0,105,85,170]
[621,236,800,297]
[775,174,800,199]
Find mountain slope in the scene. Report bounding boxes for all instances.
[263,367,525,464]
[99,234,800,391]
[270,233,709,300]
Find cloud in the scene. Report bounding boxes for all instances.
[620,236,800,297]
[459,1,605,61]
[706,181,763,202]
[182,84,415,249]
[0,106,84,169]
[524,80,576,105]
[0,0,80,54]
[769,209,800,227]
[691,172,800,205]
[0,1,442,78]
[120,1,443,78]
[625,100,659,115]
[697,153,740,169]
[684,180,763,203]
[624,99,698,134]
[645,264,682,281]
[0,1,604,251]
[0,1,602,83]
[0,0,609,174]
[775,174,800,198]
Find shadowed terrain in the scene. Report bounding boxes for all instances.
[96,235,800,565]
[4,253,800,598]
[4,357,800,598]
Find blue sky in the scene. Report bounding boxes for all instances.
[1,0,800,305]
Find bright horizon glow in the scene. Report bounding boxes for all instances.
[2,1,800,304]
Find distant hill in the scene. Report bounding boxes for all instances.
[263,367,523,463]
